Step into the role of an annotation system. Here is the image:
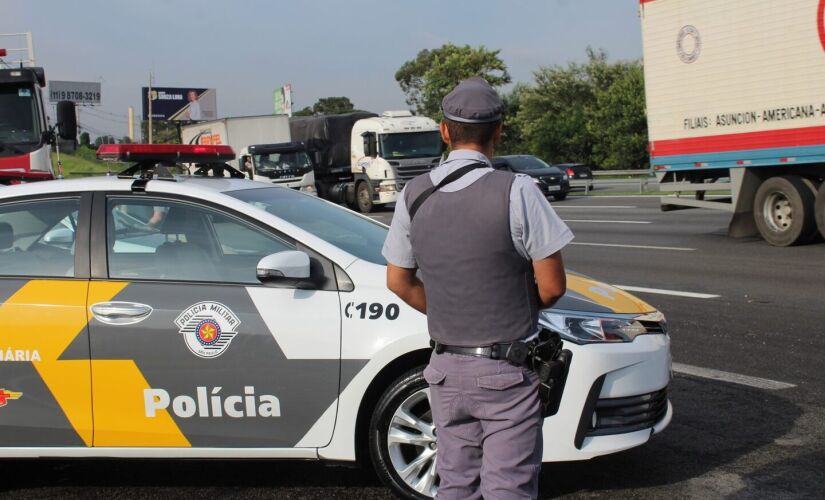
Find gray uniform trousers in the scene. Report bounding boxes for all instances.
[424,351,543,500]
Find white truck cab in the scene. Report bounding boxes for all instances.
[349,111,442,212]
[240,144,317,195]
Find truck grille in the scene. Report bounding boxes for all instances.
[587,387,668,437]
[395,164,434,181]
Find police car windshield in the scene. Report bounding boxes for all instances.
[228,187,388,265]
[0,84,40,147]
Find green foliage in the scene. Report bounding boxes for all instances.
[78,131,91,147]
[292,97,357,117]
[51,152,113,178]
[93,135,117,147]
[313,96,355,115]
[509,48,649,169]
[395,44,510,119]
[293,106,313,117]
[140,120,181,144]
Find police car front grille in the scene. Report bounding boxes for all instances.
[395,165,434,181]
[585,387,668,438]
[539,176,561,185]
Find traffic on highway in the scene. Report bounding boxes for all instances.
[1,1,824,499]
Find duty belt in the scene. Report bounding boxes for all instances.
[430,340,530,366]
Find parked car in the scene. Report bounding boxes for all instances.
[493,155,571,201]
[0,144,671,500]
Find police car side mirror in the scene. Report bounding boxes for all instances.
[256,250,314,288]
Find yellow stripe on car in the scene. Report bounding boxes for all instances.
[88,282,190,447]
[566,274,655,314]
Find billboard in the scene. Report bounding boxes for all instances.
[49,81,101,104]
[273,84,292,117]
[141,87,217,121]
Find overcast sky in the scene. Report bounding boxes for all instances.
[6,0,643,139]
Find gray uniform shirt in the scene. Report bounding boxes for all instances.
[382,149,574,268]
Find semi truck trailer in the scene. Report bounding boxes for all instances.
[640,0,825,245]
[290,111,443,212]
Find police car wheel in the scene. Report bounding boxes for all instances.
[369,366,438,499]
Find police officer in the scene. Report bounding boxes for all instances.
[382,77,573,500]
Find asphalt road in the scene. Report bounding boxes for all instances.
[3,196,824,499]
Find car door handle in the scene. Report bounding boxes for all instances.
[90,302,153,325]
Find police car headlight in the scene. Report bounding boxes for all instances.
[532,178,541,184]
[562,174,569,180]
[539,310,654,344]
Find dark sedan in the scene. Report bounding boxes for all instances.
[493,155,571,200]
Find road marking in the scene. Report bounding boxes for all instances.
[571,242,695,251]
[554,205,637,209]
[562,219,652,224]
[613,285,719,299]
[672,363,797,390]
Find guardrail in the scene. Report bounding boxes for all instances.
[591,169,651,177]
[570,178,655,194]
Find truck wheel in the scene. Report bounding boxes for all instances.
[369,367,438,500]
[816,181,825,241]
[356,181,374,213]
[753,175,817,246]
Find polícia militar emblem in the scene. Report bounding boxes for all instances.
[174,302,241,359]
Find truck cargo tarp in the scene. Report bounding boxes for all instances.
[290,112,377,171]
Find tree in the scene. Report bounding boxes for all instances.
[119,136,133,144]
[78,131,91,148]
[93,135,116,147]
[293,106,313,117]
[312,96,354,115]
[140,120,181,143]
[588,64,648,169]
[510,48,649,169]
[395,44,510,119]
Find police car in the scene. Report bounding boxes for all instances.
[0,145,671,499]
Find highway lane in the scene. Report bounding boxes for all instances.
[1,197,823,499]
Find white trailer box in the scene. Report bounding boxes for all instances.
[640,0,825,245]
[181,115,290,171]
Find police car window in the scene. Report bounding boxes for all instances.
[108,198,293,283]
[0,198,79,278]
[228,187,388,265]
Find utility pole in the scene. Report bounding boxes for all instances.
[128,106,134,142]
[147,72,153,144]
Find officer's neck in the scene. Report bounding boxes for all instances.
[450,142,494,162]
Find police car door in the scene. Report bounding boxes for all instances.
[86,194,341,448]
[0,194,93,448]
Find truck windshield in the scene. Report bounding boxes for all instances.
[228,186,388,265]
[379,131,442,159]
[0,84,40,148]
[253,151,313,178]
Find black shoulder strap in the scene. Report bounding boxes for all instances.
[409,162,487,221]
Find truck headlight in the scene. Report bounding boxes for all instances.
[539,310,666,344]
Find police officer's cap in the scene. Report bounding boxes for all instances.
[441,77,503,124]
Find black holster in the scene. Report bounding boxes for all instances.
[529,328,572,418]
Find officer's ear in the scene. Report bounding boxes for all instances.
[439,121,452,147]
[491,121,503,147]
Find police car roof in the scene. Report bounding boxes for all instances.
[0,175,270,201]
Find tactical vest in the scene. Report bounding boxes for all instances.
[405,169,540,346]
